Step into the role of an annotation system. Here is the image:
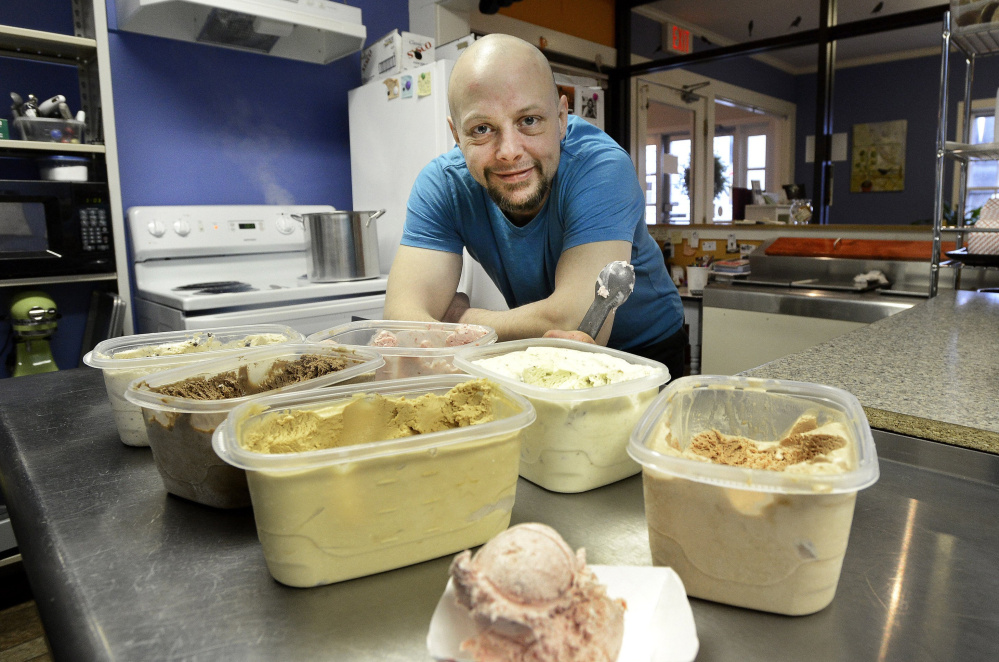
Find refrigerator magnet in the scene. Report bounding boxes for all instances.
[401,75,414,99]
[417,71,432,97]
[384,78,400,100]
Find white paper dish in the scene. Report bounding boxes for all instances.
[427,564,699,662]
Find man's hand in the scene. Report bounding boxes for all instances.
[442,291,471,324]
[542,329,596,344]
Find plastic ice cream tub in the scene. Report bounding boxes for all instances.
[306,319,497,380]
[454,338,670,493]
[212,375,536,587]
[124,344,383,509]
[628,375,880,616]
[83,324,303,447]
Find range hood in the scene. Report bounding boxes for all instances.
[116,0,367,65]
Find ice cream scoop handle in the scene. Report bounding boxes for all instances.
[576,296,619,339]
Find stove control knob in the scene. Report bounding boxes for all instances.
[147,220,166,237]
[173,220,191,237]
[275,217,296,235]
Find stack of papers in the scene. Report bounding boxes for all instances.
[711,259,751,275]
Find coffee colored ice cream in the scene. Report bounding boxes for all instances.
[644,414,858,615]
[654,414,853,474]
[240,378,499,453]
[449,523,626,662]
[232,379,525,587]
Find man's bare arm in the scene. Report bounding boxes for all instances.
[384,246,463,321]
[447,240,631,345]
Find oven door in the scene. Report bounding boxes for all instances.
[135,293,386,335]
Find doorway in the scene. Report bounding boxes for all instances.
[634,72,795,224]
[636,82,707,224]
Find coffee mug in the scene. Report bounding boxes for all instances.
[686,266,710,294]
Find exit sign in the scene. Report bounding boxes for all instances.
[666,23,692,54]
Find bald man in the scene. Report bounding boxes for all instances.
[384,34,686,377]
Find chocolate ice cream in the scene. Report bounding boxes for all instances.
[149,353,349,400]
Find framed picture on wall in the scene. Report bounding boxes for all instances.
[850,120,907,193]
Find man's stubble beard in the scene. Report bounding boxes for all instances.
[486,164,552,218]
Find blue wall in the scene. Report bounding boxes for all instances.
[106,0,407,211]
[0,0,409,377]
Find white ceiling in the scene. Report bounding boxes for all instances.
[638,0,947,73]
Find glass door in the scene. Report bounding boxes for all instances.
[636,82,708,224]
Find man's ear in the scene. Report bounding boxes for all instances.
[447,117,460,147]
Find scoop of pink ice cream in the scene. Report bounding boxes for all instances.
[445,324,488,347]
[449,523,625,662]
[369,329,399,347]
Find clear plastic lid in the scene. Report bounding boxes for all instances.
[628,375,880,495]
[123,344,384,414]
[306,320,497,357]
[83,324,304,370]
[212,375,536,472]
[453,338,670,402]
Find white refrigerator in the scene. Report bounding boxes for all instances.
[348,58,508,310]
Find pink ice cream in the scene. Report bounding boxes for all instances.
[449,523,626,662]
[369,330,400,347]
[446,324,489,348]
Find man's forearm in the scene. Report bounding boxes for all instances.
[457,300,613,345]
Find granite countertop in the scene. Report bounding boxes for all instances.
[744,290,999,454]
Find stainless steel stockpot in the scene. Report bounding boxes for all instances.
[293,209,384,282]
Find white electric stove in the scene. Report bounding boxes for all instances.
[129,205,388,335]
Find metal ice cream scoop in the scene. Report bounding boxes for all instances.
[576,261,636,339]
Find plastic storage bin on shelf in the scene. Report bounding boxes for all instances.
[628,375,880,616]
[83,324,304,447]
[124,344,383,509]
[307,319,497,380]
[212,375,535,587]
[453,338,670,493]
[12,117,86,143]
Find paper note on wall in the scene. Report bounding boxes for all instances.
[418,71,432,97]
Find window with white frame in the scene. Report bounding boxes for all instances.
[964,108,998,215]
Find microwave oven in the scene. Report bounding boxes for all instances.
[0,180,114,280]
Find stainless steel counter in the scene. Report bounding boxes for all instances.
[703,281,917,323]
[1,368,998,661]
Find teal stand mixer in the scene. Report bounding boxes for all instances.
[6,290,60,377]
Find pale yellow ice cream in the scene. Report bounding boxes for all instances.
[644,414,858,615]
[474,346,657,389]
[235,379,525,587]
[473,346,663,493]
[113,332,288,358]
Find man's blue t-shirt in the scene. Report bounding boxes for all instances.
[401,115,684,352]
